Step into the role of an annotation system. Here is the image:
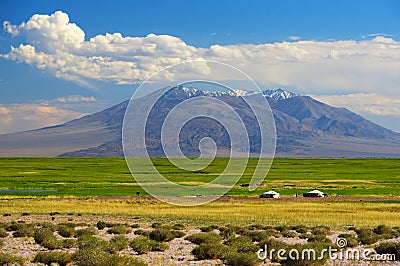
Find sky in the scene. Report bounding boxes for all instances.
[0,0,400,133]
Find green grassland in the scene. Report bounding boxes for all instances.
[0,158,399,227]
[0,157,399,197]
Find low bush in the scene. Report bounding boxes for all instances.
[275,225,288,232]
[61,238,77,248]
[77,234,107,250]
[12,223,35,238]
[338,233,358,248]
[307,234,332,244]
[151,222,163,229]
[107,225,131,235]
[96,221,107,230]
[134,229,150,237]
[219,226,236,239]
[33,251,72,266]
[58,225,76,238]
[199,226,214,232]
[248,224,264,230]
[107,235,129,254]
[245,229,281,242]
[0,228,7,238]
[373,225,392,235]
[39,222,58,232]
[282,230,298,238]
[223,252,259,266]
[185,232,222,245]
[0,252,25,265]
[311,226,331,236]
[375,241,400,261]
[129,236,168,254]
[355,228,380,245]
[192,243,231,260]
[291,225,308,234]
[149,229,183,242]
[76,227,97,237]
[34,228,54,244]
[5,221,20,231]
[172,223,185,230]
[224,236,258,253]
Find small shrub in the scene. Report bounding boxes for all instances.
[96,221,107,230]
[42,237,62,250]
[338,233,358,248]
[134,229,150,237]
[149,229,183,242]
[0,252,25,265]
[33,251,72,266]
[131,223,140,229]
[0,228,8,238]
[299,233,311,239]
[200,226,213,232]
[34,228,54,244]
[39,222,58,232]
[12,224,35,238]
[129,236,168,254]
[77,234,107,250]
[107,235,129,254]
[223,252,259,266]
[275,225,288,232]
[104,255,147,266]
[61,238,77,248]
[374,225,392,235]
[76,227,97,237]
[58,225,76,238]
[107,225,130,235]
[245,229,281,242]
[355,228,379,245]
[311,226,330,236]
[248,224,264,230]
[224,236,258,253]
[307,235,331,244]
[375,242,400,261]
[282,230,298,238]
[192,243,231,260]
[185,232,222,245]
[5,221,19,231]
[173,223,185,230]
[291,225,308,234]
[151,222,163,228]
[219,226,236,239]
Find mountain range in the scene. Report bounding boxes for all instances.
[0,87,399,158]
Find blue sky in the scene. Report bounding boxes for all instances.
[0,0,400,133]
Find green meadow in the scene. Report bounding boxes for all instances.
[0,157,399,197]
[0,158,399,227]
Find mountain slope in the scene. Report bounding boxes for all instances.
[1,87,399,157]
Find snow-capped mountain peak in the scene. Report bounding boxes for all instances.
[173,86,297,101]
[263,88,297,101]
[175,86,257,97]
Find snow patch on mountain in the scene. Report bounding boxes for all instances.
[174,86,296,101]
[263,88,297,101]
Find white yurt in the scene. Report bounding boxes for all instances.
[259,190,280,198]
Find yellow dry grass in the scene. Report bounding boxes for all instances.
[0,197,398,227]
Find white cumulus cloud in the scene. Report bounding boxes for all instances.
[1,10,400,96]
[312,93,400,116]
[0,103,86,134]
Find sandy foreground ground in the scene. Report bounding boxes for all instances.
[0,213,398,266]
